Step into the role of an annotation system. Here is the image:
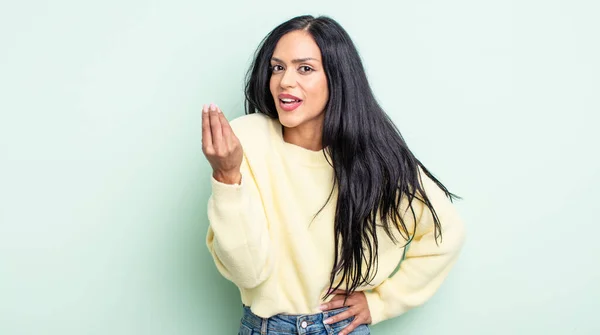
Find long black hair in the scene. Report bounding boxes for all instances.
[244,15,461,299]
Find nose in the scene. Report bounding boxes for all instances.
[279,68,296,88]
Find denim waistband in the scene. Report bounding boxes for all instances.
[241,305,353,334]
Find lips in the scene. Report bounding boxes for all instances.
[278,93,303,112]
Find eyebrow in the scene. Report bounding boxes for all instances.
[271,57,319,64]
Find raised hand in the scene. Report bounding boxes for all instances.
[201,103,243,185]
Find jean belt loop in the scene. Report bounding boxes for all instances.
[261,316,268,335]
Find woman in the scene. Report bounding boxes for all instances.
[202,15,465,335]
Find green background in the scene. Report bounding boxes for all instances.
[1,0,598,334]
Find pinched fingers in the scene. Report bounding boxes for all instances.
[202,103,235,157]
[201,104,212,150]
[208,103,223,147]
[218,108,238,147]
[200,103,244,181]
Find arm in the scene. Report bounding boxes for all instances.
[364,168,466,325]
[205,154,275,289]
[202,104,274,289]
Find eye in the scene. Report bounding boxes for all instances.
[270,64,284,73]
[299,66,313,73]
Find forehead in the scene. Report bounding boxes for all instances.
[272,30,322,60]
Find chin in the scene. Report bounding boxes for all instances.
[276,111,303,129]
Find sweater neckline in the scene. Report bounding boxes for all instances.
[270,119,332,168]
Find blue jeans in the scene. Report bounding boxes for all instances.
[238,305,370,335]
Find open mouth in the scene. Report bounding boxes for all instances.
[280,98,302,104]
[278,97,303,111]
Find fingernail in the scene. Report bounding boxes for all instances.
[319,304,327,311]
[216,105,222,113]
[323,318,332,325]
[202,104,208,113]
[210,103,216,111]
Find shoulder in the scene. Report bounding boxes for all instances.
[229,113,274,136]
[229,112,280,154]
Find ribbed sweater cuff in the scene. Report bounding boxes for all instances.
[210,175,245,208]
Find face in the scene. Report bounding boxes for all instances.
[269,30,329,131]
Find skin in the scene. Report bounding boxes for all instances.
[201,30,372,334]
[201,102,243,184]
[269,30,329,151]
[320,290,372,334]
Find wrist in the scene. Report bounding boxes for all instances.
[212,169,242,185]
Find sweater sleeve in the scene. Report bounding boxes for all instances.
[364,168,466,325]
[205,155,275,289]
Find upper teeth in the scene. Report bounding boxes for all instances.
[282,98,297,102]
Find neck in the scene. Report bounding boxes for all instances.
[282,121,323,151]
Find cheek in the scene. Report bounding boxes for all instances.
[315,77,329,106]
[307,78,327,99]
